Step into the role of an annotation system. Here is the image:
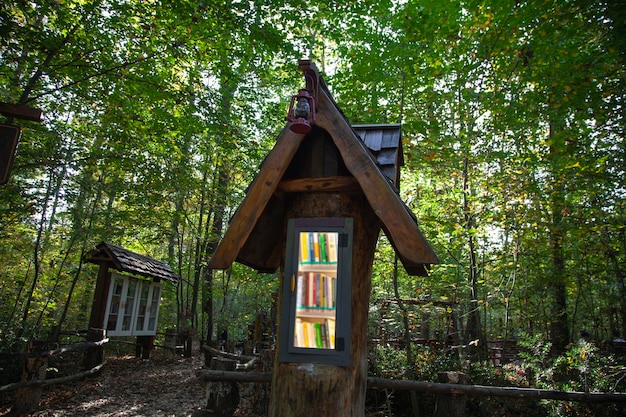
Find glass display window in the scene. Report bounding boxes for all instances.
[279,218,353,366]
[103,272,162,337]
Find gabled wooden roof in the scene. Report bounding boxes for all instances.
[85,241,179,283]
[208,60,438,276]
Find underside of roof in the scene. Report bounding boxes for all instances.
[85,241,179,283]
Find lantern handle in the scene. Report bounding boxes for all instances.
[298,59,319,101]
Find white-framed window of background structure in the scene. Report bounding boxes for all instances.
[104,272,162,337]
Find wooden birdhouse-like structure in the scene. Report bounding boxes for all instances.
[208,60,438,416]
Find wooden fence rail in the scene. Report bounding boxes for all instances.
[0,360,107,392]
[0,338,109,362]
[197,369,626,403]
[0,328,108,416]
[366,376,626,403]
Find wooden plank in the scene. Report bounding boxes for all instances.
[208,128,305,270]
[198,369,272,383]
[199,370,626,403]
[12,341,49,415]
[0,103,43,122]
[315,88,439,267]
[87,265,111,329]
[277,176,359,193]
[101,242,179,282]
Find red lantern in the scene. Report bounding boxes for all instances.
[287,89,316,134]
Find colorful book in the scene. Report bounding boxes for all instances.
[319,233,327,262]
[308,233,315,262]
[326,319,336,349]
[307,272,315,308]
[325,275,333,308]
[313,233,320,262]
[314,322,323,348]
[296,275,304,308]
[300,232,309,263]
[316,274,321,307]
[295,318,305,347]
[327,233,338,263]
[307,321,316,347]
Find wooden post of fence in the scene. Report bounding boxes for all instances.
[164,329,178,352]
[205,357,240,415]
[82,328,106,371]
[12,340,49,415]
[435,371,467,417]
[250,349,273,415]
[206,357,239,415]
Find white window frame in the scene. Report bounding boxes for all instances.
[103,272,162,337]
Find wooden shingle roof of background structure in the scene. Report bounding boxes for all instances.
[354,124,403,187]
[85,241,179,283]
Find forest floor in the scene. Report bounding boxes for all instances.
[0,342,262,417]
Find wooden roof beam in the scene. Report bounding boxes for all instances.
[208,128,306,270]
[315,87,439,267]
[277,176,360,194]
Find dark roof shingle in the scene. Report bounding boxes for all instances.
[85,241,179,283]
[353,124,403,187]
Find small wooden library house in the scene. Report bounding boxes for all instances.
[85,241,179,339]
[208,60,438,416]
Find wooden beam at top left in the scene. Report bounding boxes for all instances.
[0,103,43,122]
[208,128,305,270]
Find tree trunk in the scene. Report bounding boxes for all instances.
[393,255,421,417]
[17,171,54,340]
[203,165,228,344]
[269,191,381,417]
[547,122,569,355]
[462,155,485,359]
[603,227,626,339]
[203,61,234,344]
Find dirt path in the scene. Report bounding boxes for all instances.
[2,351,207,417]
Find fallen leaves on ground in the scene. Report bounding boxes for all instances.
[2,350,207,417]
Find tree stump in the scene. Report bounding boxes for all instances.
[435,371,467,417]
[206,358,239,415]
[82,328,106,371]
[12,340,49,416]
[164,328,178,351]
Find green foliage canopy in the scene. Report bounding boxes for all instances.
[0,1,624,357]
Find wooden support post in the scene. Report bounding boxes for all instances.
[269,191,381,416]
[435,371,468,417]
[206,358,240,415]
[135,335,155,360]
[12,340,49,415]
[82,328,106,371]
[88,265,112,329]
